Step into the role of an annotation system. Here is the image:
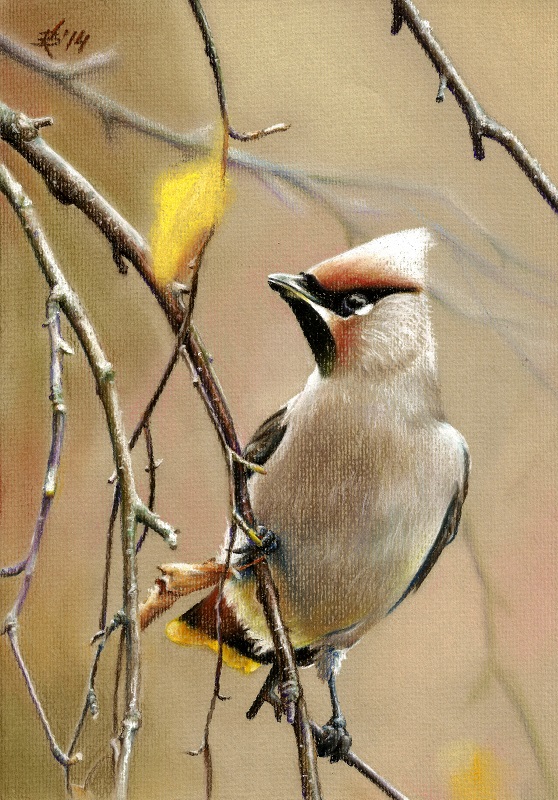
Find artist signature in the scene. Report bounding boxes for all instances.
[31,20,90,59]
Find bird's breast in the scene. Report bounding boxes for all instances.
[228,384,462,651]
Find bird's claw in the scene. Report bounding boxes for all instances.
[256,526,280,554]
[315,716,352,762]
[234,526,280,559]
[247,669,298,724]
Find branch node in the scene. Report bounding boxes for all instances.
[87,688,100,720]
[99,363,115,383]
[135,504,178,549]
[2,613,17,635]
[112,246,128,275]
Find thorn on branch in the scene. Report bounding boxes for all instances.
[436,73,447,103]
[391,0,404,35]
[112,247,128,275]
[468,119,486,160]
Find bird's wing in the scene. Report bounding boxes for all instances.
[389,441,470,613]
[243,404,289,471]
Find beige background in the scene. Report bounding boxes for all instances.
[1,2,558,798]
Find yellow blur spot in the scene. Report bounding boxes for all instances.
[446,743,514,800]
[150,129,229,285]
[166,617,261,675]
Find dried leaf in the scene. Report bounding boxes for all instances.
[139,560,226,630]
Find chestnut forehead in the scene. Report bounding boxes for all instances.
[308,258,422,293]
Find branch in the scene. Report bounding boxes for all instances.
[310,722,410,800]
[0,163,177,800]
[0,292,77,768]
[391,0,558,214]
[186,0,289,141]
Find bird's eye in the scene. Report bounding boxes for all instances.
[341,292,370,316]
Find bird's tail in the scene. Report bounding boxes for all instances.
[166,587,264,674]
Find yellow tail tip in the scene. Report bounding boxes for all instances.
[165,617,262,675]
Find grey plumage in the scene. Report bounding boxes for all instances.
[220,228,470,683]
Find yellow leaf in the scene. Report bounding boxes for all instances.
[150,131,229,286]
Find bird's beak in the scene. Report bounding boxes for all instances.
[268,273,318,306]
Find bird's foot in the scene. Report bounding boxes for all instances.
[315,716,352,763]
[247,665,297,724]
[234,525,280,561]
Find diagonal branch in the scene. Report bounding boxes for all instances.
[391,0,558,214]
[310,722,410,800]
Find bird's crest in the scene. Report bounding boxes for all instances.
[308,227,433,293]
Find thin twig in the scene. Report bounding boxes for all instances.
[0,556,28,578]
[188,524,237,800]
[310,722,410,800]
[0,293,77,768]
[136,424,157,552]
[391,0,558,213]
[65,616,124,792]
[0,163,176,800]
[186,0,289,142]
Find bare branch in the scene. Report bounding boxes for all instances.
[391,0,558,214]
[310,722,410,800]
[0,163,175,800]
[0,557,27,578]
[186,0,289,142]
[0,101,321,794]
[0,291,77,768]
[135,425,156,553]
[4,620,82,768]
[135,504,178,548]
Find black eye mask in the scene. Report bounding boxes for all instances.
[268,271,418,378]
[297,273,415,318]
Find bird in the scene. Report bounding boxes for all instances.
[165,227,469,759]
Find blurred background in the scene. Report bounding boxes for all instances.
[1,1,558,798]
